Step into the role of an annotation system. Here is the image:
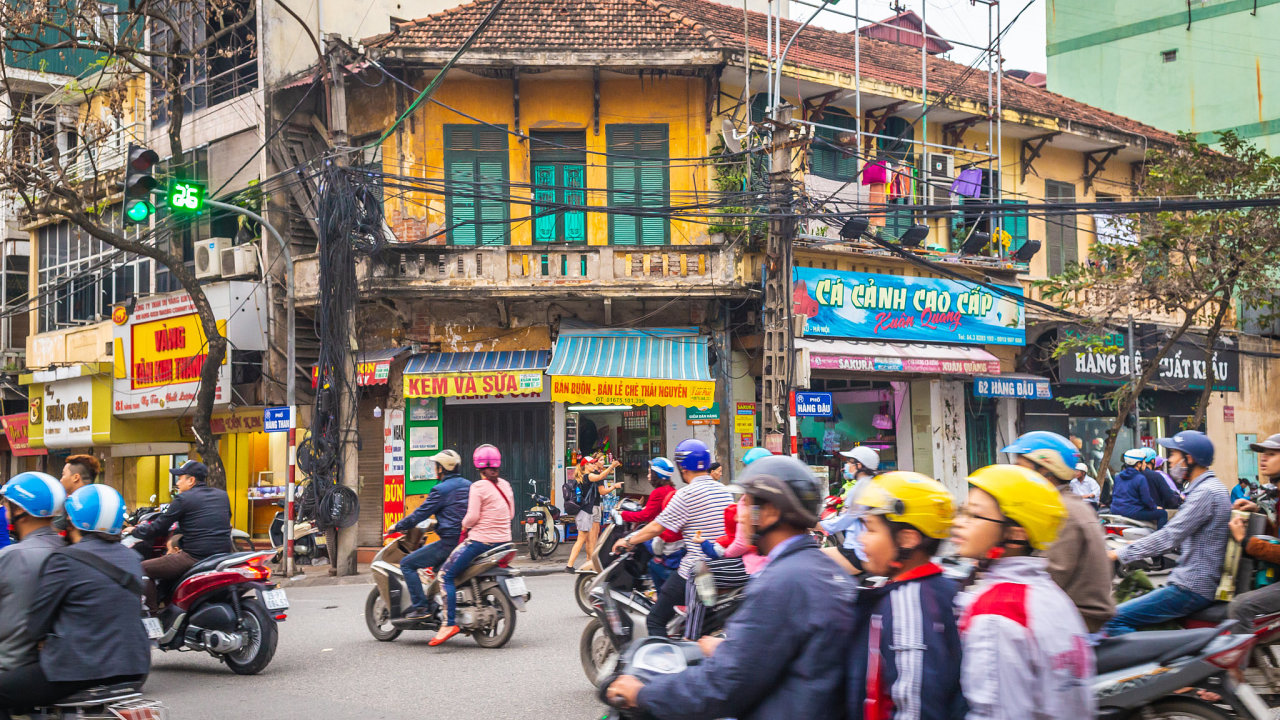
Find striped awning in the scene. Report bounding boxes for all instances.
[402,350,549,399]
[311,346,410,387]
[546,328,715,408]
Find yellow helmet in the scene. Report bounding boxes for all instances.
[966,464,1066,550]
[852,471,956,540]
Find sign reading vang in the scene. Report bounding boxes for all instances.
[794,392,834,417]
[263,406,295,433]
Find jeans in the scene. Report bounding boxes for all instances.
[1229,581,1280,622]
[1104,583,1214,636]
[440,540,500,626]
[400,535,459,609]
[1121,508,1169,530]
[646,570,688,637]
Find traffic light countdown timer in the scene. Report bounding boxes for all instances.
[167,179,206,213]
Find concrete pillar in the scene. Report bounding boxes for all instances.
[916,379,969,499]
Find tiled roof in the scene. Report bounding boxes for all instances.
[367,0,1175,143]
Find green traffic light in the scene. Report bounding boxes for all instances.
[125,199,154,223]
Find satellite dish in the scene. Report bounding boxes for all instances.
[720,117,744,154]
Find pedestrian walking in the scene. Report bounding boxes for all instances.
[566,453,619,573]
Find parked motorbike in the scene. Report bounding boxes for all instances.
[523,479,560,561]
[365,521,530,648]
[24,682,166,720]
[576,499,645,615]
[598,635,705,720]
[269,500,327,567]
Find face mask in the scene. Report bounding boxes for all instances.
[842,465,856,481]
[1170,463,1188,481]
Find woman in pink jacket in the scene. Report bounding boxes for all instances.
[430,444,514,646]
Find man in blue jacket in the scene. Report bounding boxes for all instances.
[1110,449,1165,528]
[388,450,471,621]
[606,456,854,720]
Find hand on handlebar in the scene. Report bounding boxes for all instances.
[1234,499,1259,512]
[606,675,643,709]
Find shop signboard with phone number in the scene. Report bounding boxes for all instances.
[550,376,715,409]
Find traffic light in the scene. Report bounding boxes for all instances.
[123,144,159,225]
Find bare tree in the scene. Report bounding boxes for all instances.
[0,0,258,487]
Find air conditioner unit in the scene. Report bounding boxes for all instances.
[195,237,233,279]
[221,244,260,278]
[924,152,956,207]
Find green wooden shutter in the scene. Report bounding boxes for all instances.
[610,159,639,245]
[884,199,915,239]
[1000,199,1029,251]
[532,164,557,243]
[638,160,667,245]
[477,160,508,246]
[444,124,509,246]
[447,160,478,246]
[564,164,586,243]
[608,125,668,246]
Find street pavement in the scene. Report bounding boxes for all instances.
[146,574,603,720]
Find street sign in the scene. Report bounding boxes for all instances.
[263,406,295,433]
[973,376,1053,400]
[167,179,207,212]
[686,403,720,425]
[794,391,833,417]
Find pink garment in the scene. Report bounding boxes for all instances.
[462,477,514,543]
[862,161,890,185]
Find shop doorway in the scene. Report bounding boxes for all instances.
[965,396,997,471]
[444,403,551,534]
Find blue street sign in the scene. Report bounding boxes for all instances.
[972,376,1053,400]
[263,406,295,433]
[795,392,834,417]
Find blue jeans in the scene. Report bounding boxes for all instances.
[400,535,459,609]
[1104,583,1214,636]
[440,540,500,626]
[1121,508,1169,529]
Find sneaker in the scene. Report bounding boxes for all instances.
[564,565,575,573]
[404,606,433,621]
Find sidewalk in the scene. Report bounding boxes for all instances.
[277,542,578,588]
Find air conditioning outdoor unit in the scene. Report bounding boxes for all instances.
[195,237,233,280]
[221,244,260,278]
[924,152,956,207]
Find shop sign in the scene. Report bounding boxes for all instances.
[1057,330,1240,392]
[39,377,94,448]
[263,406,295,433]
[794,392,833,417]
[404,370,544,399]
[809,352,1002,376]
[1,414,44,456]
[550,376,716,409]
[686,403,721,425]
[1224,406,1235,423]
[310,359,395,387]
[178,407,266,438]
[973,376,1052,400]
[383,409,405,531]
[734,402,756,435]
[792,267,1025,346]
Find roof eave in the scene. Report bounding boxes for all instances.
[376,48,726,68]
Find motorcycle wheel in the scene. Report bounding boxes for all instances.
[1137,699,1231,720]
[579,617,619,685]
[536,525,558,559]
[364,587,402,642]
[471,584,517,649]
[575,572,597,616]
[224,599,278,675]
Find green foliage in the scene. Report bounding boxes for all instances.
[707,142,763,241]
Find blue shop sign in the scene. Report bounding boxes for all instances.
[263,406,295,432]
[973,376,1052,400]
[794,392,833,417]
[792,267,1025,346]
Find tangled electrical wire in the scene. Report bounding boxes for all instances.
[296,161,390,531]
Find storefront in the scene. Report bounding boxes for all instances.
[790,266,1026,494]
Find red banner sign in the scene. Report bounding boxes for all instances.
[1,414,45,456]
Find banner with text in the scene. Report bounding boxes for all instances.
[550,376,716,409]
[1057,329,1240,392]
[404,370,544,399]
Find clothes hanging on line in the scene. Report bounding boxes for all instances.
[950,167,983,198]
[862,161,890,185]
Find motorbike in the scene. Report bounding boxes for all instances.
[1093,619,1270,719]
[576,499,645,615]
[1101,513,1179,574]
[126,497,256,561]
[268,500,327,567]
[364,520,530,648]
[523,479,560,561]
[24,682,166,720]
[598,635,705,720]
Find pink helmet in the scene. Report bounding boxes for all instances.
[473,444,502,469]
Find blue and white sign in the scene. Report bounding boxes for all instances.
[794,392,833,417]
[973,376,1052,400]
[263,406,295,433]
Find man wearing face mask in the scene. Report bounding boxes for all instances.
[1104,431,1231,635]
[1226,434,1280,622]
[819,446,879,574]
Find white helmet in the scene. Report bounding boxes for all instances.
[1122,448,1147,467]
[839,446,880,471]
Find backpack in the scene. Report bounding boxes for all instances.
[562,479,582,516]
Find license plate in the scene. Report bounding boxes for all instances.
[262,588,289,610]
[142,617,163,639]
[503,576,528,597]
[1228,674,1270,720]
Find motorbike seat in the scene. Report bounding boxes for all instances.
[1185,603,1230,623]
[182,551,261,579]
[1093,626,1221,674]
[55,681,145,707]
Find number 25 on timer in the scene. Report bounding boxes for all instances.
[167,180,205,212]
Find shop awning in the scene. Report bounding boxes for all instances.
[403,350,549,398]
[546,327,715,408]
[797,338,1002,375]
[312,346,410,387]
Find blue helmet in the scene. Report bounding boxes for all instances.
[1000,431,1081,482]
[674,438,712,472]
[1140,447,1159,462]
[1,472,66,518]
[649,457,675,479]
[1158,430,1214,467]
[742,447,773,466]
[66,485,126,535]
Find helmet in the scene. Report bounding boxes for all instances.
[1250,434,1280,453]
[1158,431,1215,467]
[1151,456,1165,469]
[473,444,502,470]
[1140,447,1158,462]
[730,455,822,528]
[1000,431,1080,482]
[66,485,126,535]
[966,464,1066,550]
[428,449,463,471]
[649,457,675,479]
[1122,449,1147,466]
[851,471,955,540]
[839,446,880,471]
[674,438,712,472]
[742,447,773,466]
[1,472,66,518]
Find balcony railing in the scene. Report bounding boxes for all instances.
[38,122,144,183]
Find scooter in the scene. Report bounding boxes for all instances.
[128,498,256,560]
[576,499,645,615]
[598,634,705,720]
[269,500,327,567]
[365,520,530,648]
[523,479,560,561]
[24,682,166,720]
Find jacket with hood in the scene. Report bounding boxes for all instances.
[1109,467,1158,520]
[958,556,1095,720]
[392,470,470,538]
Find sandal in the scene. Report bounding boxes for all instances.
[429,626,461,646]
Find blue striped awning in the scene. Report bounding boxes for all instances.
[546,328,712,382]
[403,350,550,375]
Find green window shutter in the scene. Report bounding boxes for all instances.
[610,159,639,246]
[607,125,668,246]
[446,160,477,246]
[444,124,509,246]
[1000,199,1029,251]
[476,160,508,246]
[637,160,667,245]
[884,199,915,239]
[564,164,586,243]
[532,164,557,243]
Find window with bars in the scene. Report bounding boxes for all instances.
[810,109,858,181]
[607,124,669,246]
[151,0,257,126]
[1045,179,1079,274]
[530,130,587,243]
[36,215,152,333]
[444,124,510,246]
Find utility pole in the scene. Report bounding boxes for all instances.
[761,104,796,452]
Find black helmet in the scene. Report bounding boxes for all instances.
[730,455,822,528]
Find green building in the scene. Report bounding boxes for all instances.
[1046,1,1277,152]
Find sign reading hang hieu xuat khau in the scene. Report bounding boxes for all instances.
[792,267,1026,346]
